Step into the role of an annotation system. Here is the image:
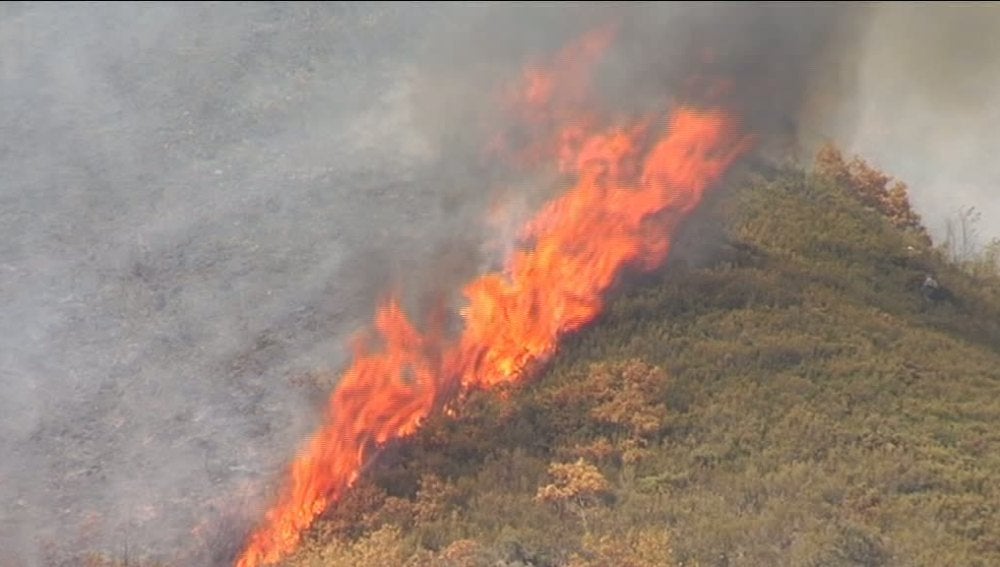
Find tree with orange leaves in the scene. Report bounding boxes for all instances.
[535,458,612,532]
[814,143,930,245]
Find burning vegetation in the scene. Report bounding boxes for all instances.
[236,27,751,567]
[223,20,1000,567]
[239,146,1000,567]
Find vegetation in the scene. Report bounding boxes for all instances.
[275,146,1000,567]
[89,147,1000,566]
[813,143,930,242]
[940,205,1000,281]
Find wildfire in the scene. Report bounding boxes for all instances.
[235,27,752,567]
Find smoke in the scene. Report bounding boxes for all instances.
[1,3,444,564]
[810,3,1000,247]
[4,2,987,566]
[400,2,871,285]
[409,3,867,166]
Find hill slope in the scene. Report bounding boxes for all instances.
[269,156,1000,567]
[82,156,999,567]
[272,154,1000,567]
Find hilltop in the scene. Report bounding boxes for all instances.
[274,148,1000,567]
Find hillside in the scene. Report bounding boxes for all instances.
[81,151,1000,567]
[274,151,1000,567]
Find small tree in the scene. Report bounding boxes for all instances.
[586,359,671,476]
[943,205,982,265]
[940,207,1000,280]
[535,459,611,532]
[588,359,670,441]
[814,143,930,244]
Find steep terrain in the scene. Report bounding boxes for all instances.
[275,154,1000,567]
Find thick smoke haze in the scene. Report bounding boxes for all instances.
[1,4,449,564]
[0,3,992,566]
[810,3,1000,246]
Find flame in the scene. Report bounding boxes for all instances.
[490,25,615,169]
[235,28,752,567]
[456,108,750,391]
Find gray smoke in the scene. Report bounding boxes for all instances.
[810,3,1000,247]
[1,3,447,565]
[2,3,990,566]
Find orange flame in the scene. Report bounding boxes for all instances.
[489,25,615,170]
[235,28,752,567]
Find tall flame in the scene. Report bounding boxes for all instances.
[235,28,752,567]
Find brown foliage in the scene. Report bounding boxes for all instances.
[567,527,676,567]
[587,359,670,440]
[815,143,930,244]
[535,459,611,510]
